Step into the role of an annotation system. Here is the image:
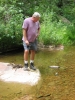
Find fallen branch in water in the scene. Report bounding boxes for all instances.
[37,94,51,99]
[7,63,23,68]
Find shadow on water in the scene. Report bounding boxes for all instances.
[0,46,75,100]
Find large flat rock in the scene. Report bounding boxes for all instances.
[0,62,41,85]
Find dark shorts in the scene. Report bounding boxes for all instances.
[23,39,37,51]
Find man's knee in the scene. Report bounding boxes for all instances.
[24,50,29,53]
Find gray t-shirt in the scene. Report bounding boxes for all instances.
[22,17,40,42]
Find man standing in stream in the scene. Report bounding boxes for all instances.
[22,12,41,71]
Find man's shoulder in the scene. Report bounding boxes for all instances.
[24,17,31,21]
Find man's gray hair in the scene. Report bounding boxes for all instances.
[32,12,41,17]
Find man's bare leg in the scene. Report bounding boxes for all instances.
[24,50,29,61]
[30,50,36,70]
[24,50,29,70]
[30,50,35,61]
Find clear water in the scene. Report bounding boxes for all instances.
[0,46,75,100]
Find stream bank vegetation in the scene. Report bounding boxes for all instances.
[0,0,75,52]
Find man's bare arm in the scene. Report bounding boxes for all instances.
[23,29,29,45]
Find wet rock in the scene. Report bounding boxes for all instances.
[49,66,60,69]
[38,43,64,51]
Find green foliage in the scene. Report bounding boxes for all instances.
[0,0,75,52]
[0,4,23,52]
[39,11,75,46]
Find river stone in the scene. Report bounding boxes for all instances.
[0,62,41,86]
[49,66,60,69]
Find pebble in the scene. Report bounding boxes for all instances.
[55,72,58,75]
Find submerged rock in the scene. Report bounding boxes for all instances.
[49,66,60,69]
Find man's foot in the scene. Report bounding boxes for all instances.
[30,63,36,70]
[24,63,30,71]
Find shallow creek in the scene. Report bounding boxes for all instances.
[0,46,75,100]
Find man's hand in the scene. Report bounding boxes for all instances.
[25,40,29,45]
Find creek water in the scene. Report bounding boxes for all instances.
[0,46,75,100]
